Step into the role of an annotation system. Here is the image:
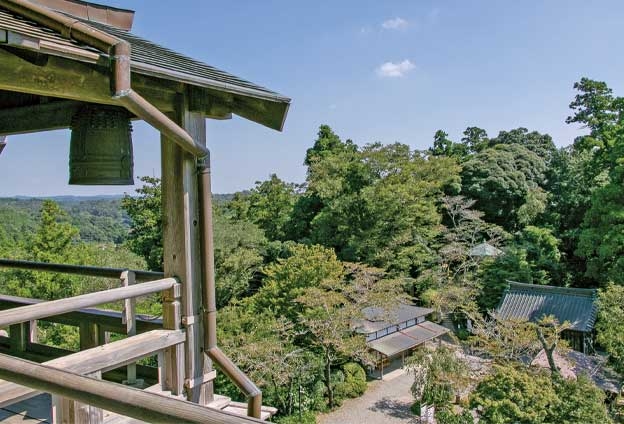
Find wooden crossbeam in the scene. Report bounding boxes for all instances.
[0,329,185,408]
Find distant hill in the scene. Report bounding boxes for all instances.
[0,193,237,244]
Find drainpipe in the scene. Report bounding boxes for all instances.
[198,156,263,419]
[0,0,208,158]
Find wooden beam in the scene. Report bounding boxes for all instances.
[0,46,111,104]
[0,100,80,135]
[0,278,177,328]
[0,47,178,115]
[0,354,263,424]
[0,329,185,409]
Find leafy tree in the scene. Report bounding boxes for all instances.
[31,200,80,264]
[461,144,546,230]
[304,124,357,167]
[213,210,267,307]
[244,174,297,241]
[408,346,471,409]
[517,226,563,285]
[471,365,612,424]
[217,306,322,416]
[469,315,541,363]
[252,244,344,319]
[488,127,556,164]
[566,79,624,285]
[477,249,532,310]
[596,284,624,374]
[308,141,460,274]
[461,126,489,154]
[295,267,402,408]
[122,176,163,271]
[430,130,468,160]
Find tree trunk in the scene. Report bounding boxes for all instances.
[536,327,560,378]
[324,352,334,408]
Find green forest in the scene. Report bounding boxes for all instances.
[1,77,623,423]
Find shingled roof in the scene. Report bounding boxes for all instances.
[497,282,597,332]
[0,1,290,130]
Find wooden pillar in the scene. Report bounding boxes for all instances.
[161,93,210,404]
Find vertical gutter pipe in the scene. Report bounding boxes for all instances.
[198,156,263,419]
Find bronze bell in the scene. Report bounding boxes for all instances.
[69,106,134,185]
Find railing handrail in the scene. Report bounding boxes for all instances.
[0,259,164,283]
[0,353,263,423]
[0,278,177,328]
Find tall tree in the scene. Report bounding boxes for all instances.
[245,174,297,241]
[122,176,163,271]
[461,144,546,230]
[595,284,624,374]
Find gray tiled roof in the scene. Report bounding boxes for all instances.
[497,282,597,332]
[0,7,290,103]
[367,321,448,357]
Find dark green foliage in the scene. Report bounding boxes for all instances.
[0,197,128,245]
[461,126,489,154]
[274,411,317,424]
[461,144,547,230]
[488,127,556,163]
[436,409,475,424]
[227,174,297,242]
[596,284,624,374]
[122,176,163,271]
[306,139,461,274]
[334,362,367,399]
[478,251,531,311]
[470,366,612,424]
[430,130,468,160]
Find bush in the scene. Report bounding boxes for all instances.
[274,411,316,424]
[335,362,367,399]
[411,402,421,415]
[456,328,471,341]
[436,409,474,424]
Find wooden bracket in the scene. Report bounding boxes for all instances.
[181,314,199,327]
[184,370,217,389]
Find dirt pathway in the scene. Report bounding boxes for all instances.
[317,365,418,424]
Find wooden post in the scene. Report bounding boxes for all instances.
[52,372,103,424]
[121,270,140,386]
[161,93,210,403]
[9,323,27,353]
[79,322,99,350]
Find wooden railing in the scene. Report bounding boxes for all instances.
[0,259,260,423]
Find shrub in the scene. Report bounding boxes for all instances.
[411,402,421,415]
[274,411,316,424]
[335,362,367,398]
[436,409,474,424]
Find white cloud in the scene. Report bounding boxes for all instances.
[376,60,415,78]
[381,17,408,30]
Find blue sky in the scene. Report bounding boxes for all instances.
[2,0,624,196]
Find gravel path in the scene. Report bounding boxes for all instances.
[317,365,418,424]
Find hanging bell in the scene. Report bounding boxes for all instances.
[69,105,134,185]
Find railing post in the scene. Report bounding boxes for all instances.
[52,371,103,424]
[162,281,184,395]
[121,270,141,386]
